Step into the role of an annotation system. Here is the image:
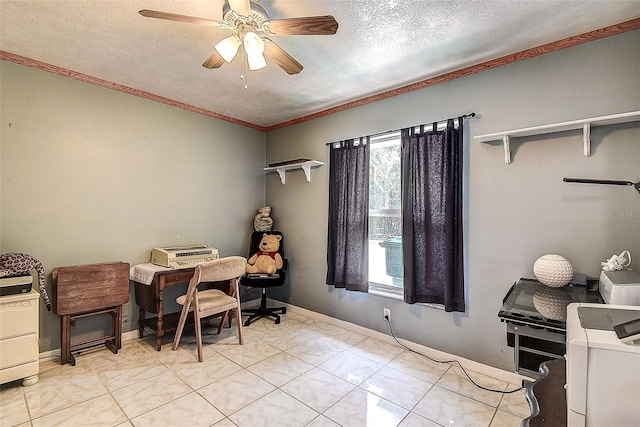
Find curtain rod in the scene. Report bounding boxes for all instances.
[325,113,476,146]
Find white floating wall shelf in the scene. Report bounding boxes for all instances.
[264,160,324,184]
[474,111,640,164]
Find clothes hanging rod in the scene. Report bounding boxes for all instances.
[326,113,476,146]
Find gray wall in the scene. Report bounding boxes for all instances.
[264,30,640,371]
[1,61,266,352]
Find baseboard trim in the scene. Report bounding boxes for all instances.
[39,300,529,385]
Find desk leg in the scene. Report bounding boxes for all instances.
[138,308,145,339]
[156,276,165,351]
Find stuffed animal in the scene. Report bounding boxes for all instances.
[0,252,52,311]
[253,206,273,232]
[246,233,283,275]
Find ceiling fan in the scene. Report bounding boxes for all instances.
[139,0,338,75]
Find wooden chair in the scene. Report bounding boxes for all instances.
[172,256,246,362]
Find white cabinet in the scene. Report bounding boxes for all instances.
[0,289,39,386]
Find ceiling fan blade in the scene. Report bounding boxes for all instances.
[267,16,338,35]
[228,0,252,17]
[202,50,225,69]
[263,39,303,75]
[139,10,223,27]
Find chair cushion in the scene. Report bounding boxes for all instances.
[176,289,237,311]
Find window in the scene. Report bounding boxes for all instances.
[368,133,403,298]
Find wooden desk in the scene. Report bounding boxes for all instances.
[134,267,196,351]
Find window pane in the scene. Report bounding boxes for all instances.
[369,139,401,211]
[368,137,402,288]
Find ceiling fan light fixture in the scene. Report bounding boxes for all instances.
[247,52,267,70]
[244,31,267,70]
[215,35,241,62]
[139,1,338,77]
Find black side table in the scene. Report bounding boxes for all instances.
[498,278,602,377]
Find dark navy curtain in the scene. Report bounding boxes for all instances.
[401,119,465,312]
[326,137,370,292]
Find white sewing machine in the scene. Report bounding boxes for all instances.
[150,245,218,268]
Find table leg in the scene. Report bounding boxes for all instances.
[514,333,521,373]
[60,314,70,365]
[114,305,122,350]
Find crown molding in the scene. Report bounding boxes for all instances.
[265,17,640,131]
[0,51,267,132]
[2,17,638,133]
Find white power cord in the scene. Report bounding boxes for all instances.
[384,316,524,394]
[601,250,632,271]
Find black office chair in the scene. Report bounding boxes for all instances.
[240,231,287,326]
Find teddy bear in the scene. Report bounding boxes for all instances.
[253,206,273,232]
[246,233,283,275]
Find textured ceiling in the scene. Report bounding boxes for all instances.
[1,1,639,129]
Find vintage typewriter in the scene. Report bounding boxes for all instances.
[150,245,219,268]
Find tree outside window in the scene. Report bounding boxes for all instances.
[368,136,402,290]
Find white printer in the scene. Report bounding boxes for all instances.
[0,275,33,296]
[599,270,640,305]
[566,303,640,426]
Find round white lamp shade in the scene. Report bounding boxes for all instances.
[533,254,573,288]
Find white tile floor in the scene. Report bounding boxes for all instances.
[1,310,530,426]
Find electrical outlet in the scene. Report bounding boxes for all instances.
[122,313,129,324]
[383,308,391,321]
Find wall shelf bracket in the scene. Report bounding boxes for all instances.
[503,135,511,164]
[301,162,313,182]
[583,123,591,157]
[275,168,287,184]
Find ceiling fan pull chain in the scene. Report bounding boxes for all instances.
[240,44,248,89]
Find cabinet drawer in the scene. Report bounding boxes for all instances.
[0,300,38,338]
[0,360,38,385]
[0,334,38,369]
[162,271,195,287]
[507,322,565,343]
